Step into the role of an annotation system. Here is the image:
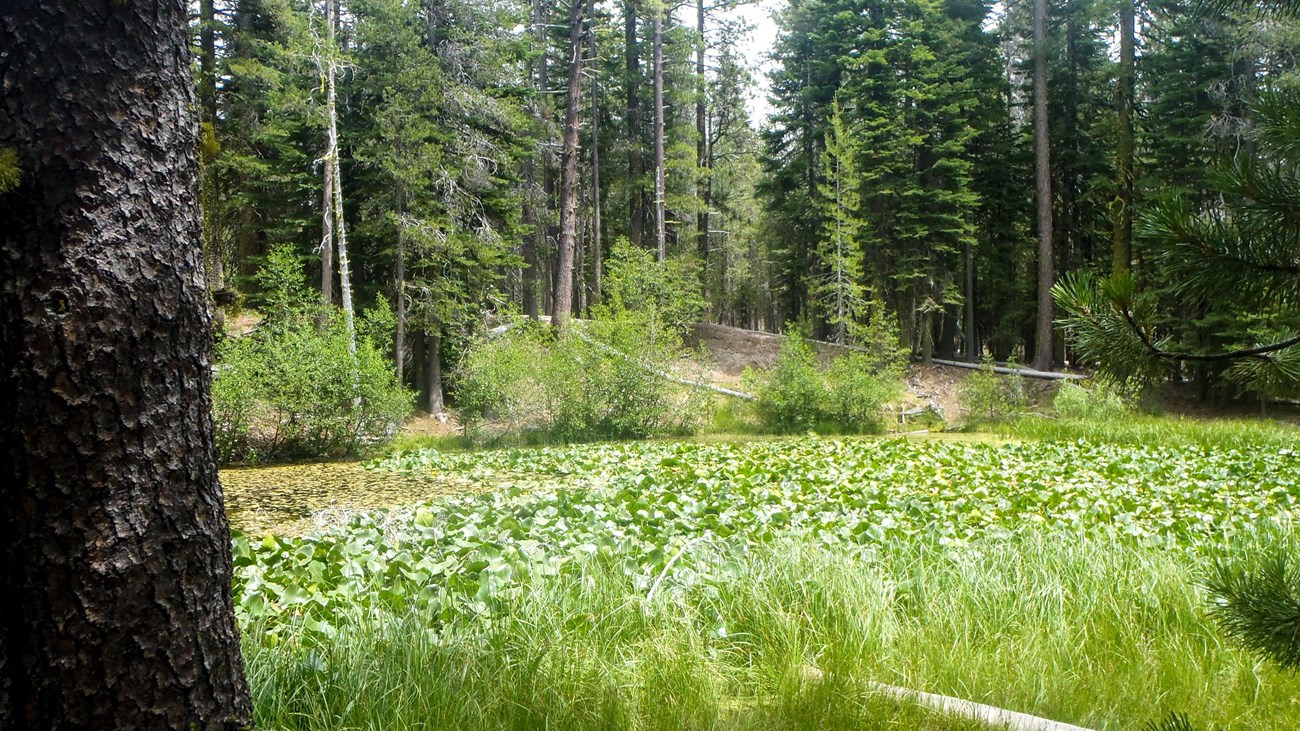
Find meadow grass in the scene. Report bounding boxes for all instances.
[243,530,1300,730]
[973,412,1300,451]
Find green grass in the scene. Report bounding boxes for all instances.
[974,413,1300,451]
[240,434,1300,729]
[244,532,1300,730]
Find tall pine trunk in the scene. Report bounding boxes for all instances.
[653,4,666,262]
[394,184,408,382]
[324,0,356,354]
[1112,0,1135,275]
[696,0,709,293]
[590,0,604,305]
[554,0,586,328]
[1032,0,1055,371]
[625,0,645,249]
[0,1,252,725]
[425,331,444,414]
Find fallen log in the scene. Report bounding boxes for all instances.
[868,681,1096,731]
[801,666,1096,731]
[927,358,1085,381]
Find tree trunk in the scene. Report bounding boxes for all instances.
[324,0,356,354]
[625,0,645,249]
[0,1,252,727]
[321,128,336,307]
[425,331,445,415]
[653,5,667,262]
[1112,0,1135,275]
[199,0,218,125]
[1032,0,1055,371]
[590,0,604,306]
[536,0,557,312]
[964,240,976,361]
[554,0,586,329]
[696,0,709,294]
[395,184,408,383]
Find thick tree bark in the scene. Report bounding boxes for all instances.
[625,0,646,249]
[1112,0,1135,275]
[653,4,667,262]
[964,240,976,361]
[536,0,558,312]
[0,1,253,727]
[1032,0,1055,371]
[554,0,586,329]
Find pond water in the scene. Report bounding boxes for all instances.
[221,461,474,536]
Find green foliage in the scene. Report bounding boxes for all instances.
[749,338,827,432]
[959,357,1027,421]
[1057,89,1300,399]
[982,412,1300,451]
[212,246,412,463]
[598,239,706,335]
[237,437,1300,643]
[242,531,1300,731]
[0,146,19,194]
[1205,546,1300,670]
[452,313,711,444]
[1051,380,1129,421]
[748,309,904,434]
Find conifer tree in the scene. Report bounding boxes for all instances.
[815,97,866,345]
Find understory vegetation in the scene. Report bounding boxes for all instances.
[234,436,1300,729]
[213,246,412,464]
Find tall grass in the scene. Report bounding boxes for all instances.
[244,531,1300,730]
[977,413,1300,451]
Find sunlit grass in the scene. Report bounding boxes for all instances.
[975,413,1300,451]
[243,531,1300,731]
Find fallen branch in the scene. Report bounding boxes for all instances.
[798,666,1095,731]
[928,358,1085,381]
[868,681,1096,731]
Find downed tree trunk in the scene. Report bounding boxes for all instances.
[800,667,1095,731]
[928,358,1084,381]
[868,681,1095,731]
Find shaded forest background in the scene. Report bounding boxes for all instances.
[195,0,1300,410]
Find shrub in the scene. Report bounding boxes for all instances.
[750,338,827,432]
[1053,380,1129,421]
[212,245,412,463]
[824,352,904,433]
[451,311,711,444]
[749,337,902,434]
[599,238,705,335]
[960,356,1028,421]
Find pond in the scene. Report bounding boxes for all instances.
[221,461,475,536]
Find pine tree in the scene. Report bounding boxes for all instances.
[814,96,867,345]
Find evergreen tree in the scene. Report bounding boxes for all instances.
[815,96,867,345]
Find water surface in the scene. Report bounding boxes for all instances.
[221,461,474,536]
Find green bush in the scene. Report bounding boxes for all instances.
[212,245,412,463]
[1053,380,1129,421]
[600,238,705,335]
[751,338,826,432]
[452,312,711,444]
[960,357,1028,421]
[749,337,902,434]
